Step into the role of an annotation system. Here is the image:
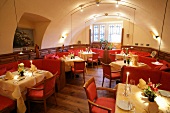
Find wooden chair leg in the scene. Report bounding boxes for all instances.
[27,100,31,113]
[97,62,98,69]
[109,79,111,88]
[44,99,47,113]
[83,72,85,83]
[54,93,57,106]
[102,76,105,87]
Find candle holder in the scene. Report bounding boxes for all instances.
[123,84,129,97]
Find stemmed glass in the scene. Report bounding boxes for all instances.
[128,79,135,94]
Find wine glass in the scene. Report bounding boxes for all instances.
[128,79,135,94]
[130,79,135,85]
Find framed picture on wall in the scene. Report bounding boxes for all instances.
[13,28,34,48]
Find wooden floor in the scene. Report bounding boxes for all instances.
[29,65,117,113]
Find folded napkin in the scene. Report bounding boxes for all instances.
[30,64,37,72]
[120,50,124,54]
[137,78,147,89]
[5,71,14,80]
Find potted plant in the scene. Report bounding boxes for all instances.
[100,39,108,50]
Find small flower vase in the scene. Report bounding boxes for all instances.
[20,71,24,77]
[127,59,130,65]
[144,92,148,97]
[148,96,155,102]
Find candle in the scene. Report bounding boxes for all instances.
[148,78,150,83]
[126,72,130,84]
[30,60,32,64]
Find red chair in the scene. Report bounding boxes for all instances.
[71,61,86,83]
[87,53,99,68]
[83,77,116,113]
[101,62,120,88]
[0,95,15,113]
[109,54,116,62]
[26,75,57,113]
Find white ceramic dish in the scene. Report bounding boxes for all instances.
[0,75,6,79]
[117,100,131,110]
[159,90,170,97]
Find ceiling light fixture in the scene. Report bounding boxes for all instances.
[79,5,84,12]
[93,16,96,20]
[96,0,100,6]
[116,1,119,7]
[105,13,108,16]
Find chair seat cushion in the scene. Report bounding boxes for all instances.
[72,68,84,73]
[105,72,120,79]
[0,95,15,111]
[27,84,54,99]
[87,58,98,62]
[92,97,116,113]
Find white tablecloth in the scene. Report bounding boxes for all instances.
[115,83,170,113]
[62,56,84,72]
[109,60,149,71]
[116,54,138,60]
[0,70,53,113]
[78,52,94,61]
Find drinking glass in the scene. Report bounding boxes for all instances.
[129,79,135,94]
[130,79,135,85]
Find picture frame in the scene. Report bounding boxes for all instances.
[13,28,34,48]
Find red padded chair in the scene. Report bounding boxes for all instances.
[27,75,57,113]
[0,95,15,113]
[87,53,99,68]
[83,77,116,113]
[71,61,86,83]
[109,54,116,62]
[101,62,120,88]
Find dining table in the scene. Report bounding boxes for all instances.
[0,69,53,113]
[62,56,85,72]
[115,54,138,60]
[109,60,150,71]
[78,51,95,61]
[115,83,170,113]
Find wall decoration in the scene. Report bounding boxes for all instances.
[13,28,34,48]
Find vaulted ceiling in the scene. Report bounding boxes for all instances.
[0,0,169,54]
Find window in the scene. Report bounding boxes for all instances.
[92,22,122,43]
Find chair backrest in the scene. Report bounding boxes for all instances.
[74,61,86,70]
[44,75,56,95]
[109,54,116,62]
[92,53,99,60]
[101,62,111,77]
[83,77,98,101]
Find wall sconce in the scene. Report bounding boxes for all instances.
[155,36,159,38]
[150,31,159,39]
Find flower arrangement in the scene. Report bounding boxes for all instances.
[144,80,161,102]
[70,53,75,59]
[18,63,25,76]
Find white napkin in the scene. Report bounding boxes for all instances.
[5,71,14,80]
[30,64,37,72]
[120,50,124,54]
[137,78,147,89]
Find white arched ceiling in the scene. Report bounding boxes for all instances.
[0,0,169,54]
